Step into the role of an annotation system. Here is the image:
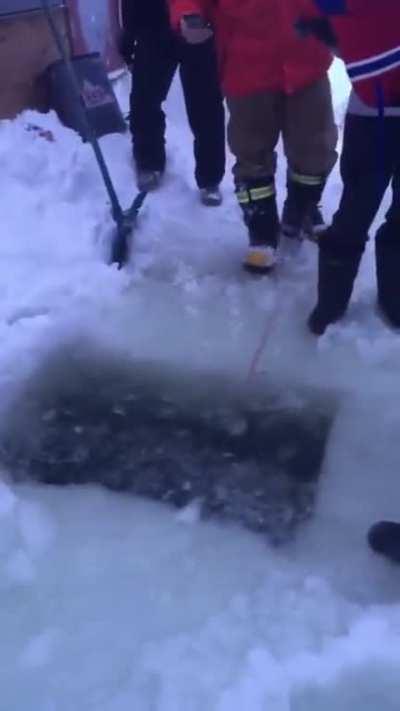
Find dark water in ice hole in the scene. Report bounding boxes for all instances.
[0,344,336,542]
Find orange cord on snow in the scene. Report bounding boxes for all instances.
[246,305,281,381]
[246,273,282,381]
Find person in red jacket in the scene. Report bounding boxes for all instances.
[297,0,400,334]
[169,0,338,273]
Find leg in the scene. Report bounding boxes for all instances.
[331,114,393,245]
[178,37,225,190]
[368,521,400,564]
[228,91,282,183]
[309,113,392,335]
[283,76,338,239]
[227,92,282,261]
[375,131,400,326]
[130,31,177,176]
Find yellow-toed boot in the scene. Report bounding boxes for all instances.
[243,246,277,275]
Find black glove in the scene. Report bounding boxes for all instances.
[295,17,337,49]
[117,28,135,66]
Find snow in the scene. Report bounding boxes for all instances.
[1,60,400,710]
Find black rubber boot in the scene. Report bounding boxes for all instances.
[368,521,400,564]
[308,236,364,335]
[236,178,280,248]
[376,235,400,329]
[282,176,326,241]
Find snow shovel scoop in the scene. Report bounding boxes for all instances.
[41,0,147,268]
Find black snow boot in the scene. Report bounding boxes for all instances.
[376,235,400,329]
[282,175,326,241]
[308,236,364,336]
[368,521,400,564]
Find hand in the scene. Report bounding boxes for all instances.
[180,14,213,44]
[295,17,337,49]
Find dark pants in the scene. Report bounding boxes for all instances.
[310,112,400,333]
[328,113,400,251]
[130,30,225,188]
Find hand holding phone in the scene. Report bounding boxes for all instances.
[180,14,213,44]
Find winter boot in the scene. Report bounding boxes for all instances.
[243,245,278,274]
[282,174,326,242]
[236,178,280,275]
[136,169,163,192]
[308,236,364,335]
[368,521,400,564]
[199,185,223,207]
[375,233,400,329]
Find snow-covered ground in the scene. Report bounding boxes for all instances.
[1,61,400,710]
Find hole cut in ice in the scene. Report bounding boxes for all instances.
[0,342,336,543]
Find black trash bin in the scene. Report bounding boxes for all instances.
[47,51,126,140]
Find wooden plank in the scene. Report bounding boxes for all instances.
[0,7,69,118]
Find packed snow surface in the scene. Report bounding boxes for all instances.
[1,60,400,710]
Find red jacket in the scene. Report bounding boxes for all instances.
[169,0,332,97]
[315,0,400,107]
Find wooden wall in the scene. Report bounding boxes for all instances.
[0,7,69,119]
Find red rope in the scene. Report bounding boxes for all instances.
[246,304,280,381]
